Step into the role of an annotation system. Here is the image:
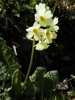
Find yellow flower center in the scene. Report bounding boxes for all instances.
[46,30,50,36]
[40,16,45,21]
[33,29,37,33]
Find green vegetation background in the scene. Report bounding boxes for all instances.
[0,0,75,100]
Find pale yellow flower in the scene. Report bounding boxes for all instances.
[35,8,53,27]
[26,22,43,41]
[44,28,57,44]
[50,17,59,32]
[35,40,49,51]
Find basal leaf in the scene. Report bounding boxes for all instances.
[29,67,46,82]
[11,69,21,97]
[43,70,59,92]
[0,38,19,75]
[25,67,59,96]
[25,67,46,95]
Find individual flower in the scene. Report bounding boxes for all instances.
[50,17,59,32]
[35,8,53,27]
[44,28,57,44]
[35,40,49,51]
[26,22,43,41]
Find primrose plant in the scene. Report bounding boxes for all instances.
[22,3,59,92]
[26,3,59,50]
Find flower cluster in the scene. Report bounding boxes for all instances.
[26,3,59,51]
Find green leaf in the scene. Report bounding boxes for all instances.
[11,69,21,97]
[43,70,59,92]
[24,67,59,95]
[0,61,9,91]
[0,38,19,75]
[0,62,7,81]
[25,67,46,95]
[29,67,46,82]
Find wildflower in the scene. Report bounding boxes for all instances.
[35,8,53,27]
[26,22,43,41]
[50,17,59,32]
[44,28,57,44]
[35,40,49,51]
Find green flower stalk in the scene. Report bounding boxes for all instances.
[22,39,35,93]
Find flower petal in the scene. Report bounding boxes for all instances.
[26,32,33,39]
[35,3,45,12]
[35,41,49,50]
[53,17,59,25]
[45,11,53,18]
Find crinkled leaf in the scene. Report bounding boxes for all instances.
[11,69,21,97]
[0,38,19,75]
[43,70,59,92]
[24,67,59,96]
[24,80,40,95]
[0,62,7,81]
[29,67,46,82]
[25,67,46,95]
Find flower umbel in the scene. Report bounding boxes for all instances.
[26,3,59,51]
